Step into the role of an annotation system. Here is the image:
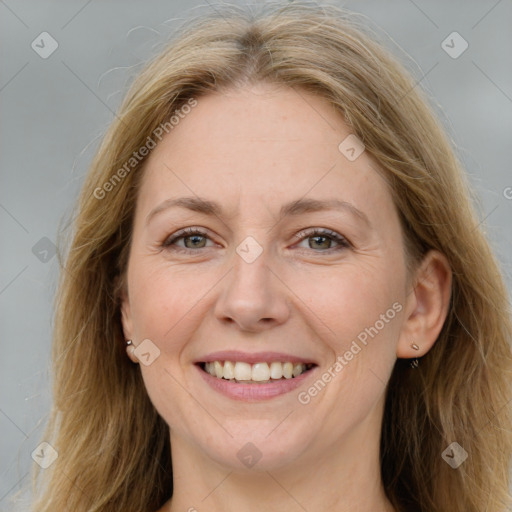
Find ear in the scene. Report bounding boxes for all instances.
[397,250,452,359]
[120,287,139,364]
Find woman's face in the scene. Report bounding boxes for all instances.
[122,83,412,472]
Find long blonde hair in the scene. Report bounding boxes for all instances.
[29,2,512,511]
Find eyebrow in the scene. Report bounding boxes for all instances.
[146,196,371,228]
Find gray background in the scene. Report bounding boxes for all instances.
[1,0,511,509]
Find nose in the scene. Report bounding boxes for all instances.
[213,250,290,333]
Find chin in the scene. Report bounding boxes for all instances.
[195,420,316,472]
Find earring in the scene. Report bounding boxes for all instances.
[410,342,420,368]
[125,340,138,364]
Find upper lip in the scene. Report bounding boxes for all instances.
[196,350,317,365]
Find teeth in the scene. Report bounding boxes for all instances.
[252,362,270,381]
[214,361,223,379]
[206,362,216,376]
[234,362,252,381]
[292,363,303,377]
[223,360,235,379]
[203,360,311,382]
[282,362,293,379]
[269,361,283,379]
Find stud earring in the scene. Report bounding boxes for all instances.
[125,340,138,364]
[410,342,420,368]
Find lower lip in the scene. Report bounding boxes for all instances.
[196,364,316,402]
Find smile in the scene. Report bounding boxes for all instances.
[201,360,316,383]
[195,351,319,401]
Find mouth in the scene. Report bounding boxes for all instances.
[198,360,317,383]
[195,355,318,401]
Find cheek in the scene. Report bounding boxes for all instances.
[299,263,403,432]
[127,261,200,345]
[293,258,403,349]
[127,263,203,428]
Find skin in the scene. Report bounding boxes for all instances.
[121,83,452,512]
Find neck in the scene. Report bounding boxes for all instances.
[164,402,395,512]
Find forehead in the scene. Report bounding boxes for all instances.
[137,84,396,227]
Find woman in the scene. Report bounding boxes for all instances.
[31,2,512,511]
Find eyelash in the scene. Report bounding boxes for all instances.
[162,227,351,254]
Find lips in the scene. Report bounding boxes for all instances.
[195,351,318,401]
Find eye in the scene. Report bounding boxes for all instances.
[294,228,351,252]
[162,227,351,254]
[162,227,214,253]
